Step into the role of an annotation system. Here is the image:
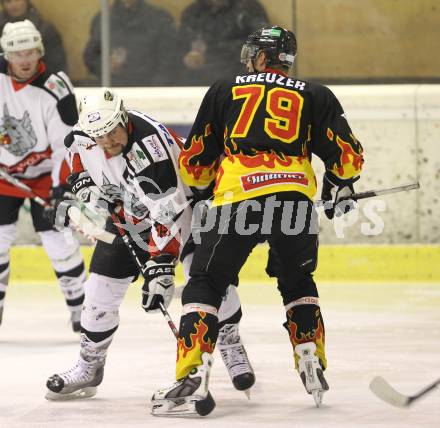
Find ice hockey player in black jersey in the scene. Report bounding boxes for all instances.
[0,20,85,331]
[151,26,364,416]
[45,88,255,401]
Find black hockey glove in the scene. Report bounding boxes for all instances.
[321,172,358,220]
[43,185,72,228]
[68,171,116,212]
[141,254,175,314]
[68,172,98,204]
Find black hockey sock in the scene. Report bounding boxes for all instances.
[283,304,327,369]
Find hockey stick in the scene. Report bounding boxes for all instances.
[315,182,420,205]
[0,168,115,244]
[369,376,440,407]
[0,167,52,208]
[340,182,420,202]
[109,209,180,340]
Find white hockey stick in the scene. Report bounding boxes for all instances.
[369,376,440,407]
[0,168,115,244]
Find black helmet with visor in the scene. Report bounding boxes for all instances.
[241,26,297,69]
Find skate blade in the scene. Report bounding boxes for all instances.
[152,392,215,417]
[312,390,324,407]
[45,386,97,401]
[244,389,251,400]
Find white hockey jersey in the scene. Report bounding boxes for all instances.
[0,57,77,197]
[66,110,194,257]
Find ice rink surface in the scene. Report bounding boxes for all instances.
[1,280,439,428]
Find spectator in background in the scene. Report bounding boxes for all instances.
[0,0,67,72]
[83,0,177,86]
[177,0,269,85]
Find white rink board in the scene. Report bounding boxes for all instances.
[1,281,439,428]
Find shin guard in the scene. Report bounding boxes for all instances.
[176,306,218,380]
[283,299,327,370]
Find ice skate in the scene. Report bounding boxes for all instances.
[45,355,104,400]
[217,323,255,397]
[295,342,329,407]
[0,306,3,325]
[151,352,216,417]
[70,308,81,333]
[45,334,109,401]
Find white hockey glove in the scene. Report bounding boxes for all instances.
[321,172,359,219]
[141,255,176,313]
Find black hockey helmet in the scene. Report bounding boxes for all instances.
[240,25,297,68]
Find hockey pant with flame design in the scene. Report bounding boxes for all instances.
[0,195,85,325]
[178,191,327,379]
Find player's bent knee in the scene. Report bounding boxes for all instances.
[81,273,132,332]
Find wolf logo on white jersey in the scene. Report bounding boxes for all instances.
[0,103,37,157]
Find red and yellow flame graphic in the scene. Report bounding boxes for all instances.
[286,311,327,370]
[179,133,219,185]
[175,314,215,379]
[223,126,228,141]
[225,145,295,170]
[213,163,224,194]
[297,141,309,165]
[287,317,325,346]
[327,127,334,141]
[205,123,212,137]
[331,134,363,179]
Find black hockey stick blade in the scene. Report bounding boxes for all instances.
[369,376,440,407]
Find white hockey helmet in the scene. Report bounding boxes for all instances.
[78,88,129,138]
[0,20,44,59]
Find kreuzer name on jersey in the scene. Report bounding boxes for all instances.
[235,73,306,90]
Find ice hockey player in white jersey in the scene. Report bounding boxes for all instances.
[0,20,85,331]
[45,88,255,400]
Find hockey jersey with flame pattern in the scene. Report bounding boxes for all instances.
[179,69,364,205]
[0,57,78,198]
[65,110,193,258]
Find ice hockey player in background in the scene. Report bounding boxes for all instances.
[151,25,364,416]
[0,20,85,331]
[45,88,255,400]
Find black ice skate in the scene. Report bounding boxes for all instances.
[217,323,255,398]
[295,342,329,407]
[151,352,215,417]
